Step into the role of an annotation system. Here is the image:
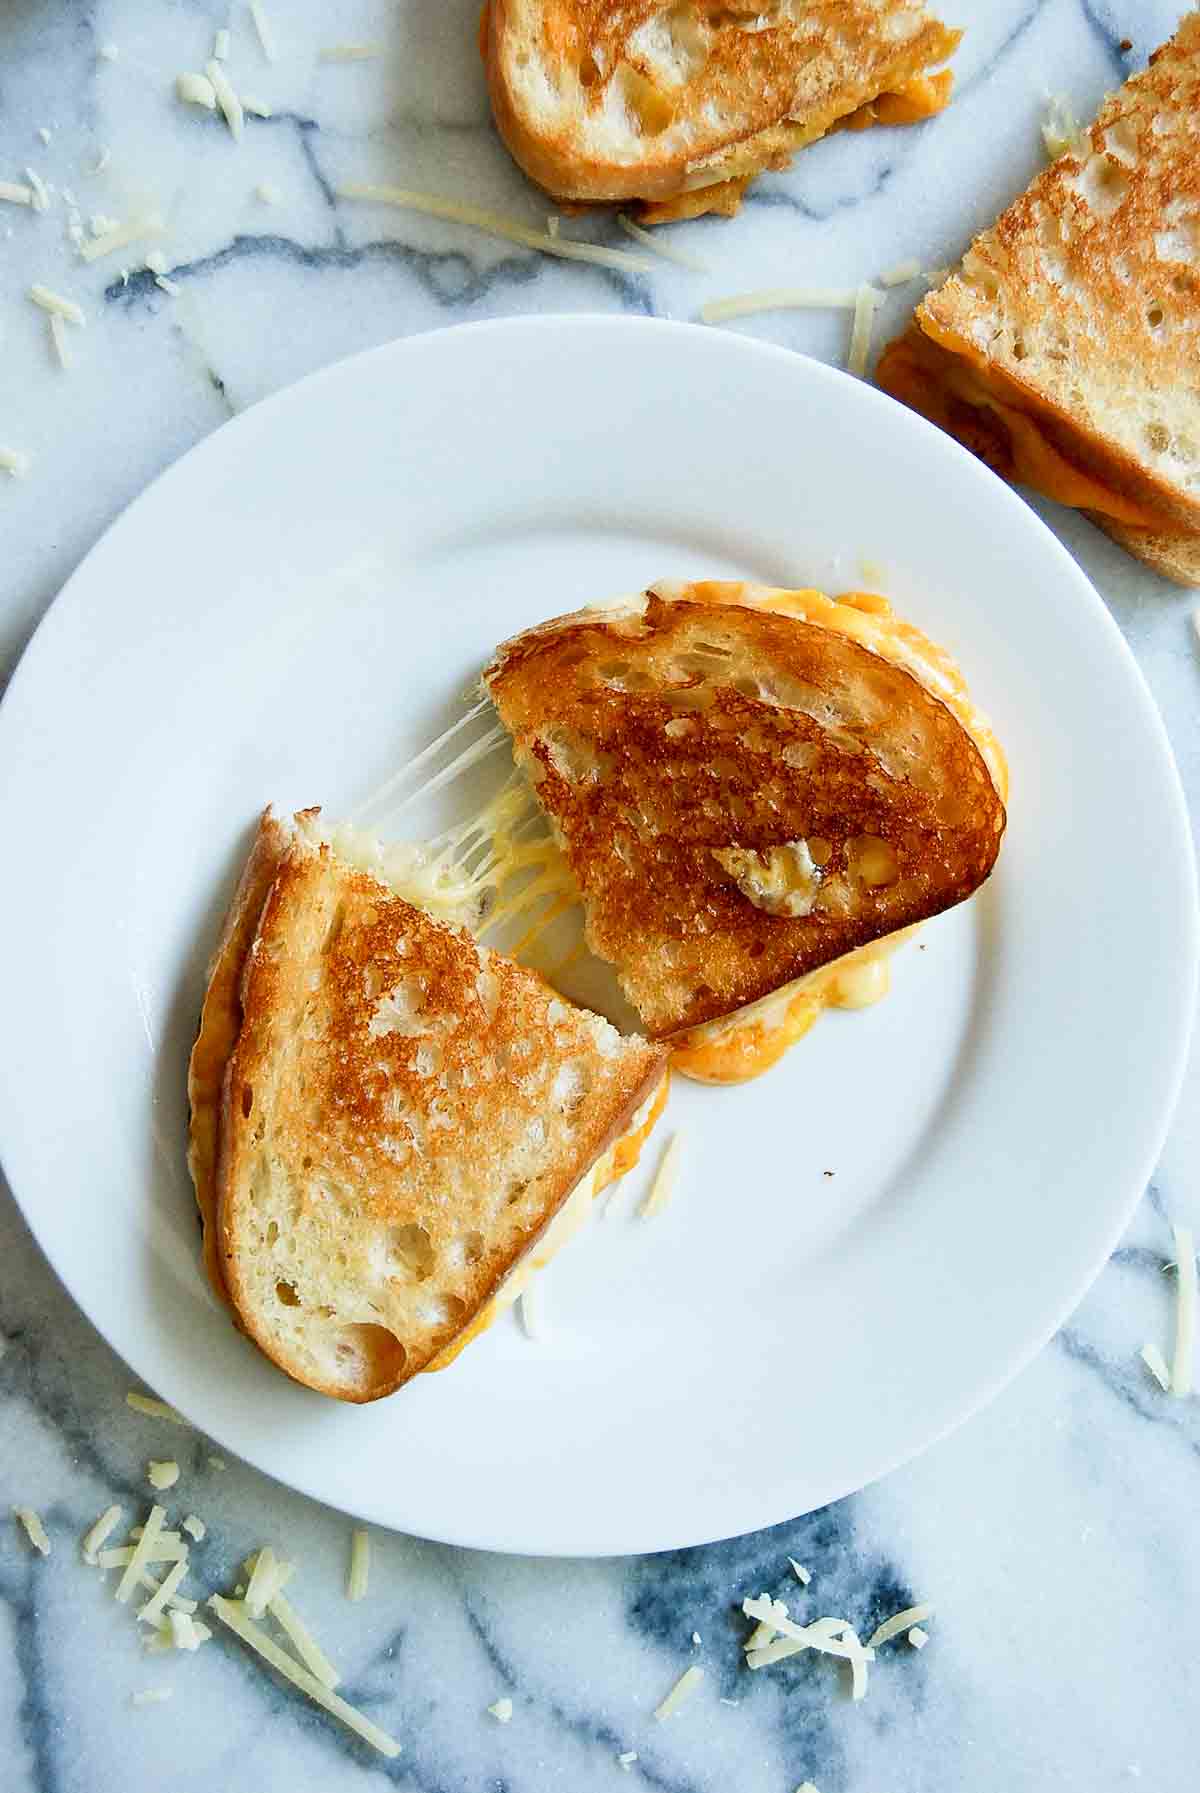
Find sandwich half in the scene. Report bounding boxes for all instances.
[484,581,1006,1078]
[481,0,961,222]
[188,813,667,1400]
[876,17,1200,586]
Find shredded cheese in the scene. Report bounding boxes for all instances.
[213,27,231,59]
[788,1558,812,1585]
[745,1594,789,1652]
[242,94,273,118]
[155,275,181,296]
[867,1603,933,1649]
[137,1558,189,1627]
[347,1527,370,1602]
[1042,94,1086,160]
[320,43,382,61]
[847,283,881,378]
[176,72,217,111]
[701,287,860,324]
[249,1,277,62]
[337,184,655,275]
[116,1506,166,1603]
[30,284,85,325]
[488,1697,513,1722]
[907,1626,929,1649]
[136,1567,196,1613]
[98,1541,186,1568]
[243,1547,294,1617]
[14,1507,50,1555]
[519,1284,544,1341]
[131,1687,172,1706]
[48,312,71,370]
[80,213,163,263]
[742,1599,876,1678]
[618,214,709,272]
[654,1664,704,1720]
[1171,1222,1195,1397]
[0,447,30,478]
[268,1589,341,1688]
[0,180,34,206]
[207,60,244,140]
[796,1784,820,1793]
[168,1609,207,1650]
[144,249,167,274]
[147,1460,180,1491]
[126,1392,188,1425]
[618,1751,639,1770]
[639,1133,682,1219]
[82,1504,123,1564]
[1141,1340,1171,1390]
[24,167,49,211]
[208,1596,401,1757]
[879,258,921,287]
[181,1515,206,1542]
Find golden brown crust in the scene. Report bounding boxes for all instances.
[484,0,960,215]
[1090,517,1200,587]
[186,808,291,1305]
[217,839,666,1401]
[485,592,1005,1037]
[878,16,1200,571]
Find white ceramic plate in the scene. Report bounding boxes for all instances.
[0,317,1194,1555]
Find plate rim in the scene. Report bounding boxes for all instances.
[0,312,1195,1556]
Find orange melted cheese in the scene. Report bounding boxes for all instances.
[877,324,1169,530]
[656,581,1006,1085]
[840,70,954,131]
[422,1070,669,1371]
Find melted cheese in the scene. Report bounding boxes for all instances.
[422,1071,669,1372]
[839,70,954,131]
[877,325,1169,530]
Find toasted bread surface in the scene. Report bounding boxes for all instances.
[187,809,291,1304]
[1092,517,1200,588]
[217,835,665,1401]
[484,0,960,213]
[878,17,1200,565]
[485,588,1005,1037]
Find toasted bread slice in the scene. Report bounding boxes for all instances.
[484,584,1005,1039]
[876,18,1200,585]
[483,0,960,219]
[214,820,666,1401]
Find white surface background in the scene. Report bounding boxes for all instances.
[1,2,1198,1789]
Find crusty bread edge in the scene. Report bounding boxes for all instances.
[216,838,670,1402]
[1089,517,1200,587]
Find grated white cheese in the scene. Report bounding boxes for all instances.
[618,1751,639,1770]
[155,276,181,296]
[745,1594,789,1652]
[168,1609,207,1650]
[213,27,231,60]
[176,72,218,111]
[37,127,52,145]
[519,1284,544,1341]
[701,286,860,324]
[867,1603,933,1649]
[788,1558,812,1586]
[115,1505,166,1603]
[181,1515,206,1542]
[347,1527,370,1602]
[24,167,50,211]
[488,1697,513,1722]
[1042,93,1086,160]
[81,213,163,263]
[207,60,244,140]
[126,1391,188,1425]
[654,1664,703,1720]
[147,1460,180,1491]
[242,94,273,118]
[136,1567,197,1614]
[131,1687,172,1706]
[618,213,709,271]
[82,1504,123,1564]
[14,1507,51,1556]
[144,249,167,274]
[255,180,281,205]
[0,447,30,478]
[208,1595,401,1758]
[243,1546,293,1617]
[879,257,921,287]
[337,183,655,275]
[48,312,71,369]
[0,181,34,206]
[249,1,278,63]
[796,1784,821,1793]
[30,284,86,325]
[137,1558,189,1627]
[1141,1340,1171,1390]
[99,1541,187,1569]
[268,1589,340,1688]
[847,283,882,378]
[640,1133,682,1219]
[1171,1223,1195,1397]
[907,1626,929,1650]
[691,1631,702,1647]
[742,1598,876,1683]
[320,43,382,61]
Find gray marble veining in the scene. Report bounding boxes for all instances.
[2,3,1199,1789]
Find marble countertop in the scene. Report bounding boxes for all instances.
[2,3,1199,1788]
